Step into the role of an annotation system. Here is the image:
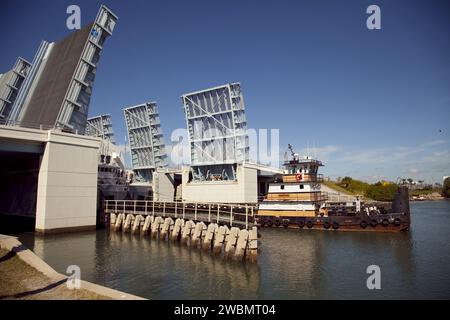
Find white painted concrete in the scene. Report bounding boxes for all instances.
[181,164,258,203]
[0,125,100,233]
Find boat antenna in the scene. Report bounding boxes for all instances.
[287,144,295,158]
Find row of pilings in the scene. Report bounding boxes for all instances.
[108,213,258,262]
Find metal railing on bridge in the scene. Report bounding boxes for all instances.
[104,200,257,230]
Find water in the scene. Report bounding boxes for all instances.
[15,201,450,299]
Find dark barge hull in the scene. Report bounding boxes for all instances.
[257,186,411,232]
[256,215,410,232]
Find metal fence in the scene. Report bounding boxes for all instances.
[104,200,257,230]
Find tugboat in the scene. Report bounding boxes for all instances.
[256,145,411,232]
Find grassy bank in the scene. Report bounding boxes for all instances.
[325,177,400,202]
[0,248,110,300]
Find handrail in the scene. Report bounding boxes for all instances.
[104,199,257,229]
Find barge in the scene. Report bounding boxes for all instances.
[256,145,410,232]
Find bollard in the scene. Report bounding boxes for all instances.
[202,223,217,251]
[171,218,185,241]
[247,227,258,262]
[213,225,229,255]
[224,227,240,259]
[132,215,144,234]
[234,229,249,260]
[181,220,195,244]
[141,216,153,236]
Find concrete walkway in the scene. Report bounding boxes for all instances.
[0,234,145,300]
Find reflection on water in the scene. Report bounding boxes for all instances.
[17,201,450,299]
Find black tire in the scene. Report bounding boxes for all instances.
[370,219,378,228]
[298,220,305,229]
[394,218,401,226]
[324,221,331,229]
[382,219,389,227]
[306,221,314,229]
[267,220,273,227]
[275,220,281,227]
[360,220,368,229]
[332,221,339,230]
[260,219,266,227]
[282,220,289,228]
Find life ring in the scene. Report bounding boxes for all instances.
[394,218,401,226]
[332,221,340,230]
[298,220,305,228]
[360,220,368,228]
[306,220,314,229]
[382,219,389,227]
[324,221,331,229]
[370,219,378,228]
[295,173,302,181]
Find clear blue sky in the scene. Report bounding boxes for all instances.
[1,0,449,183]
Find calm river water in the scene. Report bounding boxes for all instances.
[16,200,450,299]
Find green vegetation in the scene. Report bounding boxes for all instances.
[443,178,450,198]
[322,181,356,196]
[365,182,398,202]
[409,188,439,197]
[328,177,398,202]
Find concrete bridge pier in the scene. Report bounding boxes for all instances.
[247,227,258,262]
[191,222,206,247]
[224,227,240,259]
[141,216,153,235]
[213,225,228,255]
[132,215,144,234]
[202,223,217,251]
[234,229,249,260]
[181,220,195,244]
[109,213,116,229]
[160,217,174,240]
[114,213,125,232]
[171,218,184,241]
[151,216,164,238]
